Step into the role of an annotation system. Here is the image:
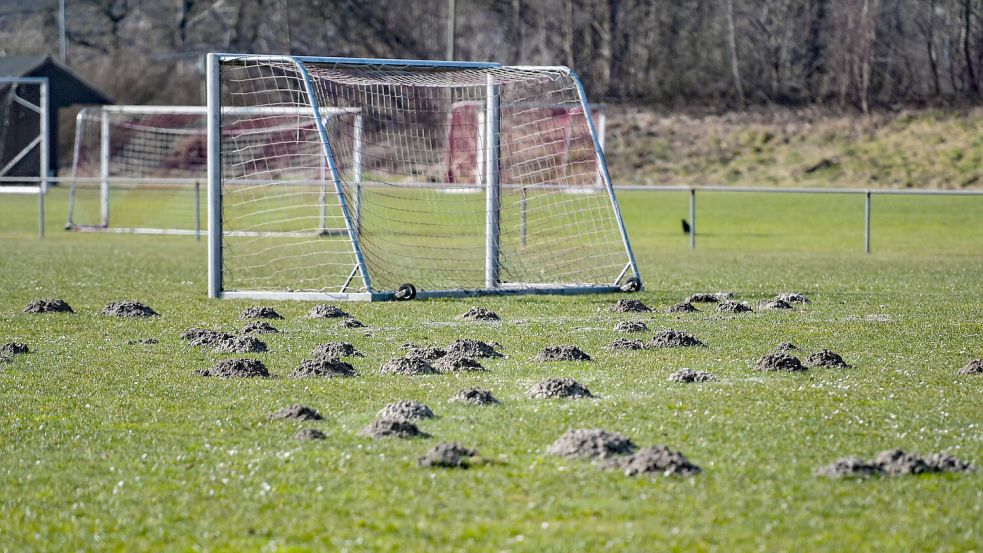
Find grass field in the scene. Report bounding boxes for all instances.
[1,187,982,552]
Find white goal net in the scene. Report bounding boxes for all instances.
[208,54,640,301]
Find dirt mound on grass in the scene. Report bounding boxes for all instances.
[527,378,593,399]
[239,306,283,320]
[270,404,323,421]
[378,400,434,421]
[547,429,636,459]
[609,338,644,350]
[461,307,500,321]
[816,449,975,477]
[447,339,503,358]
[181,328,231,347]
[814,456,882,477]
[651,329,704,348]
[604,445,702,476]
[295,428,326,441]
[341,317,365,328]
[242,321,278,334]
[774,342,798,352]
[380,357,439,375]
[957,359,983,374]
[196,358,269,378]
[290,357,357,378]
[614,320,648,333]
[404,346,447,361]
[754,352,806,372]
[212,335,267,354]
[669,368,716,383]
[776,292,811,303]
[759,299,794,310]
[102,301,158,317]
[805,349,851,368]
[687,292,731,303]
[23,298,73,313]
[433,354,484,372]
[611,299,651,312]
[0,342,29,356]
[418,443,478,468]
[535,345,591,362]
[667,302,698,313]
[127,338,159,345]
[313,342,363,358]
[307,304,350,319]
[450,388,499,406]
[717,301,752,313]
[359,418,430,439]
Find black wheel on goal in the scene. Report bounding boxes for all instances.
[395,283,417,301]
[620,277,642,293]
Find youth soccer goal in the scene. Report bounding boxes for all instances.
[207,53,641,301]
[0,77,48,238]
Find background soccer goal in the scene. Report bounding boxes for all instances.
[0,76,48,238]
[208,54,641,301]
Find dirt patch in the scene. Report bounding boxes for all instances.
[102,301,159,317]
[669,368,716,383]
[270,404,323,421]
[667,302,698,313]
[547,429,636,459]
[446,339,503,358]
[290,357,357,378]
[242,321,279,334]
[127,338,159,345]
[611,299,651,312]
[535,345,591,362]
[774,342,798,352]
[651,329,704,348]
[614,320,648,333]
[195,358,269,378]
[307,304,350,319]
[378,400,434,421]
[418,442,478,468]
[816,449,975,477]
[450,388,499,406]
[461,307,500,321]
[295,428,327,441]
[805,349,851,368]
[433,354,484,372]
[0,342,29,356]
[212,335,268,354]
[609,338,644,350]
[527,378,593,399]
[23,298,74,314]
[603,445,702,476]
[404,346,447,360]
[359,418,430,439]
[776,292,811,303]
[754,352,806,372]
[814,456,882,477]
[717,301,752,313]
[181,328,231,347]
[342,317,365,328]
[687,292,731,303]
[313,342,363,358]
[380,357,439,375]
[239,306,283,320]
[957,359,983,374]
[759,299,794,310]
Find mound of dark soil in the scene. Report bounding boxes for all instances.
[776,292,811,303]
[242,321,279,334]
[547,429,636,459]
[717,301,752,313]
[378,400,434,421]
[651,329,704,348]
[212,335,268,354]
[102,301,158,317]
[294,428,326,441]
[614,320,648,333]
[527,378,593,399]
[816,449,975,477]
[609,338,644,350]
[290,357,357,378]
[667,302,698,313]
[814,456,882,477]
[669,368,716,383]
[181,328,232,347]
[0,342,29,357]
[686,293,727,303]
[957,359,983,374]
[446,339,502,358]
[754,353,806,372]
[307,304,349,319]
[313,342,363,358]
[239,306,283,320]
[341,317,365,328]
[534,345,591,362]
[450,388,499,406]
[461,307,500,321]
[196,358,269,378]
[404,346,447,361]
[611,299,651,312]
[773,342,798,352]
[605,445,702,476]
[23,298,73,314]
[127,338,159,345]
[380,357,438,375]
[270,404,323,421]
[805,349,851,368]
[759,299,794,310]
[418,442,478,468]
[433,354,484,372]
[359,418,430,439]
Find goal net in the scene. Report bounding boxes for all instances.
[208,54,641,301]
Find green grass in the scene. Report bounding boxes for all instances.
[1,188,982,552]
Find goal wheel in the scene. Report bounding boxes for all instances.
[620,277,642,293]
[395,283,417,301]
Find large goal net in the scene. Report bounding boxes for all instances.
[208,54,640,301]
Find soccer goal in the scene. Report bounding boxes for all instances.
[66,105,359,238]
[207,53,641,301]
[0,77,48,238]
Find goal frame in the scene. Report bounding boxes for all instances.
[0,76,48,238]
[206,53,641,301]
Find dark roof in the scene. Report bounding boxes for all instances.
[0,55,113,104]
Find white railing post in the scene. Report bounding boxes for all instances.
[485,74,501,289]
[865,190,871,254]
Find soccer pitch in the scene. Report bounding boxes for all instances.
[1,187,981,551]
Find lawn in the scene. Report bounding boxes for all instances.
[1,187,981,552]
